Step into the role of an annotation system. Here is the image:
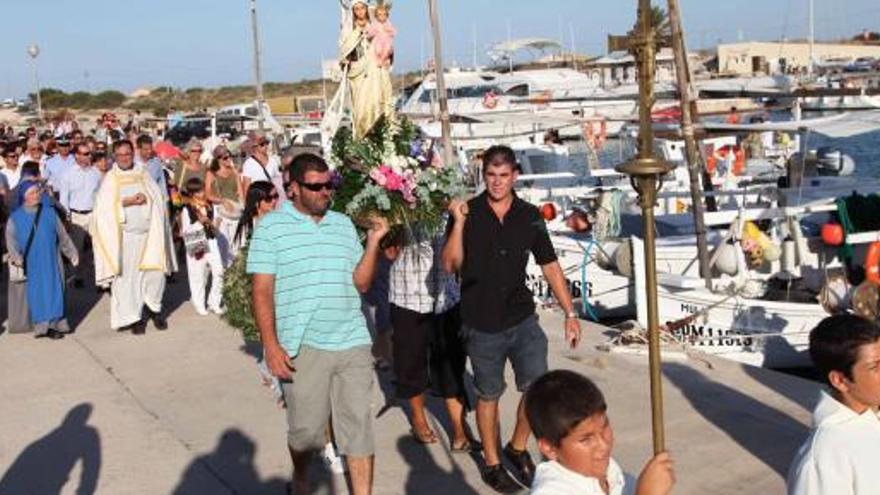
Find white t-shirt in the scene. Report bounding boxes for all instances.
[1,166,21,189]
[531,458,633,495]
[241,156,280,184]
[787,390,880,495]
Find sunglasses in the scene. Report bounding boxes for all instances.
[76,151,91,156]
[298,181,335,192]
[4,154,17,159]
[218,155,231,160]
[190,149,203,153]
[265,194,280,201]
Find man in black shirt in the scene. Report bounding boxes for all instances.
[443,145,581,492]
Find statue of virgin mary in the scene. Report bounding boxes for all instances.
[334,0,394,139]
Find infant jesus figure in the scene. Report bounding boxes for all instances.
[367,2,396,68]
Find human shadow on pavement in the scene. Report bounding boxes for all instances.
[397,435,481,495]
[172,428,288,495]
[741,337,821,413]
[0,403,101,495]
[663,362,808,477]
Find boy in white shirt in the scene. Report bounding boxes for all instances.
[787,314,880,495]
[525,370,674,495]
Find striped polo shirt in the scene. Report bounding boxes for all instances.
[246,201,370,356]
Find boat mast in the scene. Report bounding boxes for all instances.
[808,0,815,76]
[427,0,455,167]
[249,0,266,131]
[667,0,712,289]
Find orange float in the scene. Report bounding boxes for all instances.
[866,241,880,285]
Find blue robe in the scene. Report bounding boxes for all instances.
[12,199,65,324]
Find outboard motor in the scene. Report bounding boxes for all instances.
[815,147,856,176]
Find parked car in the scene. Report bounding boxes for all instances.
[163,114,244,146]
[844,57,876,72]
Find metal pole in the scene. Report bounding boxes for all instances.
[808,0,814,76]
[615,0,670,455]
[667,0,711,289]
[31,59,43,123]
[428,0,454,167]
[250,0,266,131]
[472,22,478,69]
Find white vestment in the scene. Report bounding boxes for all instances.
[92,166,177,328]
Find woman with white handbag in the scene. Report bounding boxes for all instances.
[180,177,224,316]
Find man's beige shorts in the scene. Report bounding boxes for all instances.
[280,345,375,457]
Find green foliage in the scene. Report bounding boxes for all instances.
[32,88,126,110]
[221,244,260,342]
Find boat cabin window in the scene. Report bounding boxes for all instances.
[504,84,529,97]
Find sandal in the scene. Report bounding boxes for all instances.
[450,440,472,453]
[410,427,438,444]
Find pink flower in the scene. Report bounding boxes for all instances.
[384,171,403,191]
[370,167,388,187]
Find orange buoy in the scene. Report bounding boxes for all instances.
[866,241,880,285]
[821,223,845,246]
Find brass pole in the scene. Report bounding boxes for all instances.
[615,0,671,455]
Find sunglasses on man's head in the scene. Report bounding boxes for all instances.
[298,181,335,192]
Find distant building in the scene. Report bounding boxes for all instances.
[584,48,699,87]
[717,42,880,75]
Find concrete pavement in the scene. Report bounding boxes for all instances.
[0,272,821,494]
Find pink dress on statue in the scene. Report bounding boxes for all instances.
[367,19,396,68]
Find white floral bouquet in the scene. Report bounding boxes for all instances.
[330,117,465,232]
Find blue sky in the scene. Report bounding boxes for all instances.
[2,0,878,97]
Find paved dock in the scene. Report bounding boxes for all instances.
[0,275,821,494]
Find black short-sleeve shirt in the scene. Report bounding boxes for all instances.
[456,191,557,333]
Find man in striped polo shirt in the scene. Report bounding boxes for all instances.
[248,153,388,495]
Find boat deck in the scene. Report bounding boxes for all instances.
[0,277,820,494]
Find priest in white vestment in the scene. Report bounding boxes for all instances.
[91,140,177,333]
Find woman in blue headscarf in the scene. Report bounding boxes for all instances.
[4,180,78,338]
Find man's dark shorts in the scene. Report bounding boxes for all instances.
[461,314,548,401]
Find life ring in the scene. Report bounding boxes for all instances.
[713,145,746,176]
[866,241,880,285]
[482,90,498,109]
[582,120,607,149]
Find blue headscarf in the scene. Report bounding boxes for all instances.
[14,180,40,211]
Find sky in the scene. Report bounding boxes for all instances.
[2,0,879,98]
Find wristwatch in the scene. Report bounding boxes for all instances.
[565,311,578,319]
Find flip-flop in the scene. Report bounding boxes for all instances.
[410,428,438,444]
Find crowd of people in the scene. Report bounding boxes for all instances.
[0,118,284,337]
[2,114,879,495]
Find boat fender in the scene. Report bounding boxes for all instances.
[819,273,851,314]
[865,241,880,286]
[614,240,633,278]
[852,281,880,320]
[711,241,739,276]
[595,240,621,270]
